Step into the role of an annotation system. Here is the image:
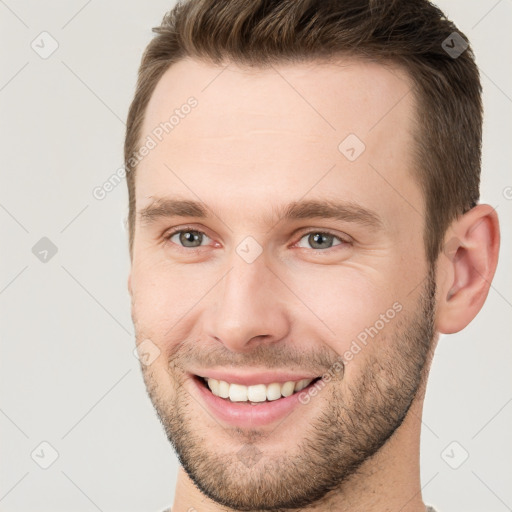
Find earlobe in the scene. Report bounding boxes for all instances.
[436,204,500,334]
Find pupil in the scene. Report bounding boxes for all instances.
[311,233,331,249]
[181,231,201,247]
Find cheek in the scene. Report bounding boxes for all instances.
[130,263,183,340]
[290,267,400,336]
[284,266,411,381]
[131,245,423,362]
[130,260,216,347]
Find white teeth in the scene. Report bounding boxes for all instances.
[207,378,218,395]
[281,381,295,397]
[229,383,248,402]
[266,382,282,401]
[247,384,267,402]
[294,379,310,392]
[218,379,230,398]
[205,377,314,402]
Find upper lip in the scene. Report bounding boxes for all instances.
[192,370,320,386]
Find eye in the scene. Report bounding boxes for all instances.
[295,231,348,250]
[166,228,212,249]
[164,227,349,252]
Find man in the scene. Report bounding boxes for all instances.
[125,1,500,511]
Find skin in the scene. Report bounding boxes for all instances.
[128,57,500,512]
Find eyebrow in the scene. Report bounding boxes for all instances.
[138,197,383,230]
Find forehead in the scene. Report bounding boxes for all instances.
[136,56,422,229]
[142,56,415,138]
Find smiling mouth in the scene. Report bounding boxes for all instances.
[195,375,322,403]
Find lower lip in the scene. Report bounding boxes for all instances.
[191,376,319,428]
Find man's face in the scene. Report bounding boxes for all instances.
[129,58,436,510]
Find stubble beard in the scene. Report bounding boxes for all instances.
[138,268,437,511]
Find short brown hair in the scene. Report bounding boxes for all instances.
[125,0,482,263]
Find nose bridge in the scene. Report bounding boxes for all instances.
[205,249,289,351]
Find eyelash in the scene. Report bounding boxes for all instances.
[164,226,351,252]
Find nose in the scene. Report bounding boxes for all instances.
[203,253,290,353]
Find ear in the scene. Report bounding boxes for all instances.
[435,204,500,334]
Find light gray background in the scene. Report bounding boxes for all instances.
[0,1,510,511]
